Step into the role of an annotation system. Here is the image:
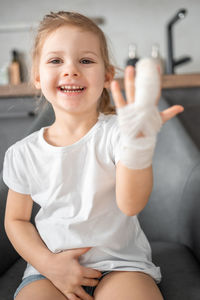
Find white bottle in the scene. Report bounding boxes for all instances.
[151,44,164,74]
[126,43,139,67]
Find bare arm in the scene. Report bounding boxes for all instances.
[111,64,184,217]
[4,189,101,300]
[116,162,153,216]
[4,189,53,273]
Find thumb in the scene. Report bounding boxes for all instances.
[160,105,184,124]
[69,247,92,258]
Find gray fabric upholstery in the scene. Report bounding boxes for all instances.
[162,87,200,150]
[1,97,200,299]
[139,99,200,248]
[0,259,26,299]
[0,101,54,277]
[0,176,20,275]
[152,242,200,300]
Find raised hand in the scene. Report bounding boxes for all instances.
[44,247,102,300]
[110,65,184,123]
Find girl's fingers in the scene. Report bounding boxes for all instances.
[155,68,162,105]
[110,80,126,108]
[81,277,99,287]
[75,286,94,300]
[70,247,91,258]
[124,65,135,104]
[82,267,101,279]
[66,292,81,300]
[160,105,184,124]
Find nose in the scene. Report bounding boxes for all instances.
[62,62,80,77]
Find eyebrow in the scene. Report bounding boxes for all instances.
[46,51,64,55]
[46,50,99,57]
[82,51,98,57]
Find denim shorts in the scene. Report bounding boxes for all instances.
[14,271,110,299]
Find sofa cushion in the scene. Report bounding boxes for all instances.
[151,241,200,300]
[0,242,200,300]
[0,101,54,275]
[0,258,26,300]
[0,176,20,275]
[139,98,200,245]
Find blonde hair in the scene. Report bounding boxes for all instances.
[31,11,116,114]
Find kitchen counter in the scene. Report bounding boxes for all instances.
[0,83,39,98]
[1,73,200,98]
[117,73,200,90]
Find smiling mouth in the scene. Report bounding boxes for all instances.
[59,85,86,93]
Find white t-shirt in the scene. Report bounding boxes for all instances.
[3,113,161,282]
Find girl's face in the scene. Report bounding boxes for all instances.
[35,25,111,117]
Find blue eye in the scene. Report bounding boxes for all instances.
[81,59,94,64]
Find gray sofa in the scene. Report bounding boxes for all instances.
[1,98,200,299]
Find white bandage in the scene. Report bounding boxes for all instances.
[134,58,160,107]
[117,58,162,169]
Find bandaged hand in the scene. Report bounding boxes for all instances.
[110,58,184,170]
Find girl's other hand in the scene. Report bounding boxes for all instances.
[44,247,101,300]
[110,65,184,124]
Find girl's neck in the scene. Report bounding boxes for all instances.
[44,110,99,147]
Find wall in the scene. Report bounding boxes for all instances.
[0,0,199,79]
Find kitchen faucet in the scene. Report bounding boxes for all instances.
[166,8,191,74]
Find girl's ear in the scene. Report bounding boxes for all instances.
[34,74,41,90]
[104,66,115,89]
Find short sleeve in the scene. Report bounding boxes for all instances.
[3,146,30,194]
[109,117,121,165]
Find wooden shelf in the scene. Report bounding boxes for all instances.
[162,73,200,89]
[0,83,39,98]
[117,73,200,90]
[1,74,200,98]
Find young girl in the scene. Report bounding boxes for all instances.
[3,11,183,300]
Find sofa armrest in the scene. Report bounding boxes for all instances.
[178,162,200,261]
[0,101,54,275]
[0,175,19,275]
[139,97,200,262]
